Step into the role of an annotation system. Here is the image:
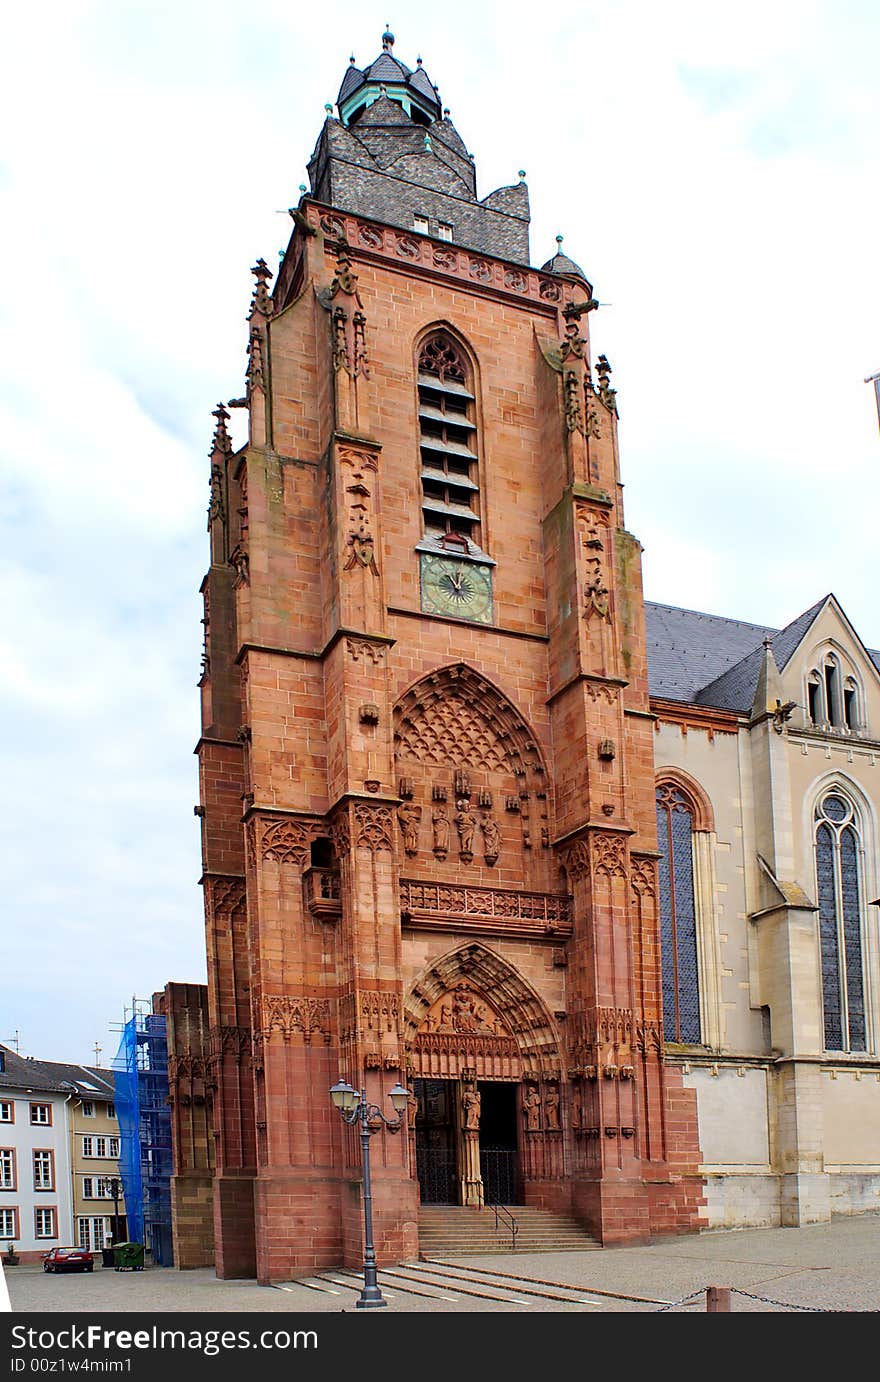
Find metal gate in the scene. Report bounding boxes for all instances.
[415,1146,458,1204]
[480,1147,520,1205]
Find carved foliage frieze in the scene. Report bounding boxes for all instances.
[262,995,331,1043]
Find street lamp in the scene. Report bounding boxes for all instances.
[329,1078,410,1309]
[100,1176,124,1247]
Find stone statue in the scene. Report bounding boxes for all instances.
[523,1085,541,1132]
[455,800,476,858]
[481,815,501,864]
[397,803,421,857]
[544,1086,560,1131]
[462,1084,481,1132]
[452,985,486,1033]
[432,807,450,859]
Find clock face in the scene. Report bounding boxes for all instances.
[420,554,493,624]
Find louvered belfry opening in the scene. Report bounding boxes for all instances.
[417,334,480,547]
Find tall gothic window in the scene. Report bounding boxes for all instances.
[417,333,481,548]
[656,785,701,1043]
[815,792,866,1052]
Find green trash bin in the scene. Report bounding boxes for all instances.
[112,1242,145,1271]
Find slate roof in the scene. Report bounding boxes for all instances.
[646,596,880,713]
[336,41,442,117]
[541,248,587,280]
[0,1045,115,1097]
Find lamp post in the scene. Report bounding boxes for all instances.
[100,1176,123,1247]
[329,1078,410,1309]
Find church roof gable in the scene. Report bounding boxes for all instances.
[647,596,880,712]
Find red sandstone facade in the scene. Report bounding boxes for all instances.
[191,39,704,1282]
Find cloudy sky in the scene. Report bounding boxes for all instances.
[2,1,878,1064]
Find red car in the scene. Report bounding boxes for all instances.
[42,1247,94,1273]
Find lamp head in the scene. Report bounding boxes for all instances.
[329,1079,357,1112]
[388,1083,410,1115]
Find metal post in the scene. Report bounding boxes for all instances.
[356,1096,386,1309]
[706,1285,731,1312]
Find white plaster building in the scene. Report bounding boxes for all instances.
[0,1046,119,1261]
[646,594,880,1227]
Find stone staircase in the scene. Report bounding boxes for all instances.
[418,1205,600,1255]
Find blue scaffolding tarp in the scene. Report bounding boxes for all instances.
[112,1010,173,1266]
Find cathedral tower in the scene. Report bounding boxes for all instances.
[195,30,704,1281]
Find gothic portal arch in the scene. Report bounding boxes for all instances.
[404,942,562,1081]
[393,664,553,884]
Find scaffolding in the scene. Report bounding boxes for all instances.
[112,1001,174,1266]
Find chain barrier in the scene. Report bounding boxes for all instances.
[656,1285,879,1312]
[655,1289,705,1313]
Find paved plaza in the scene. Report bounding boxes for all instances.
[5,1212,880,1313]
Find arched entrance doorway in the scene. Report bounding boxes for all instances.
[404,944,563,1208]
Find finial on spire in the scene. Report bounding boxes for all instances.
[518,169,526,181]
[556,234,564,250]
[382,26,395,51]
[443,107,450,117]
[424,132,432,151]
[324,102,333,114]
[417,55,422,65]
[211,403,232,456]
[349,55,355,64]
[299,183,307,194]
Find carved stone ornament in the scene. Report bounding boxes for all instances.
[563,369,583,434]
[353,802,394,852]
[346,636,387,663]
[578,513,611,621]
[630,855,657,899]
[263,995,331,1044]
[559,837,591,882]
[260,817,323,867]
[357,223,384,250]
[248,258,274,320]
[339,447,380,576]
[592,832,627,879]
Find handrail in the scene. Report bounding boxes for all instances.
[488,1200,518,1251]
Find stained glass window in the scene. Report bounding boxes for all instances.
[656,785,701,1043]
[815,793,866,1052]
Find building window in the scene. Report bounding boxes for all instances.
[82,1136,117,1159]
[656,785,702,1043]
[78,1216,110,1251]
[34,1207,56,1239]
[807,655,862,734]
[33,1150,54,1191]
[82,1177,112,1200]
[438,222,453,241]
[417,333,481,547]
[815,792,867,1052]
[0,1149,15,1190]
[81,1101,95,1118]
[0,1102,13,1124]
[413,213,429,234]
[30,1103,51,1126]
[106,1103,115,1120]
[0,1208,18,1239]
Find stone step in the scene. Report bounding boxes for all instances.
[418,1205,599,1254]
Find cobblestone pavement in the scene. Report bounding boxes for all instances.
[5,1212,880,1314]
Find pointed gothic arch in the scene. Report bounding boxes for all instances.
[404,941,562,1080]
[394,662,548,781]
